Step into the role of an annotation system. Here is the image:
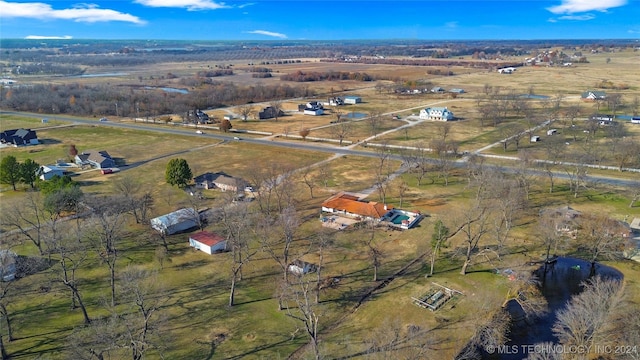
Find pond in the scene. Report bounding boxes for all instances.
[344,112,367,119]
[483,257,623,360]
[518,94,550,100]
[143,86,189,94]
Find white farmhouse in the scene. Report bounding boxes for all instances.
[419,107,454,121]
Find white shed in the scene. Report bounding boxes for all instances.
[151,208,199,235]
[189,231,227,254]
[288,259,318,275]
[344,96,362,104]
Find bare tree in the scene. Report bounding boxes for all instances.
[363,219,384,281]
[452,200,492,275]
[119,265,166,360]
[553,276,623,353]
[281,272,322,360]
[329,121,352,146]
[258,206,300,285]
[52,223,92,324]
[85,196,128,307]
[237,103,254,122]
[300,165,318,199]
[576,214,626,273]
[0,192,48,255]
[269,100,283,122]
[429,219,450,276]
[219,201,256,307]
[317,162,332,188]
[502,273,547,323]
[396,178,409,208]
[66,315,120,360]
[367,111,383,138]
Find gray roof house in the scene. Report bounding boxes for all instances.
[75,150,115,169]
[0,128,39,146]
[193,172,248,192]
[581,90,607,101]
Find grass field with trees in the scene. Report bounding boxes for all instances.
[1,39,639,359]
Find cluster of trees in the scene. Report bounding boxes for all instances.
[280,70,374,82]
[0,156,40,190]
[8,63,84,76]
[0,80,314,118]
[320,57,521,70]
[195,69,234,77]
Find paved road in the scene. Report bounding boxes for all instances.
[3,110,639,189]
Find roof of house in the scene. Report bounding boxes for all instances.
[322,191,392,218]
[190,231,226,247]
[194,172,246,187]
[151,208,198,226]
[77,150,113,165]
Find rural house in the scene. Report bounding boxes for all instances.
[37,165,65,181]
[298,101,324,116]
[321,192,392,221]
[581,90,607,101]
[189,231,227,254]
[419,107,454,121]
[151,208,199,235]
[75,150,115,169]
[0,128,39,146]
[193,172,248,192]
[258,106,285,120]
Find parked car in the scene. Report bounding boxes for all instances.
[101,168,113,175]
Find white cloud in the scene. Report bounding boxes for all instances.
[134,0,229,10]
[0,1,146,24]
[558,14,596,20]
[25,35,73,39]
[245,30,287,39]
[547,0,627,14]
[445,21,458,29]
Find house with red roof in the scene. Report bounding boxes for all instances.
[321,192,392,221]
[189,231,227,254]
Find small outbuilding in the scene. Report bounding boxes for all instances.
[530,135,541,142]
[189,231,227,254]
[150,208,199,235]
[288,259,318,275]
[344,96,362,104]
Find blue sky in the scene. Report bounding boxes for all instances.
[1,0,639,40]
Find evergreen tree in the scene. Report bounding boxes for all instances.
[20,158,40,189]
[0,155,21,191]
[165,158,192,188]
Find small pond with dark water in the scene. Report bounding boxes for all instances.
[481,257,623,360]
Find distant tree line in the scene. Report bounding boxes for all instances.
[280,70,375,82]
[0,80,315,117]
[196,69,234,77]
[320,57,521,70]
